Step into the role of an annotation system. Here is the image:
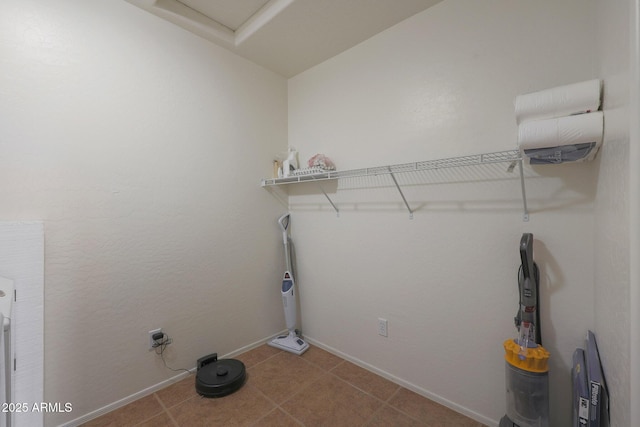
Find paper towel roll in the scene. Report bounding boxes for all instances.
[518,111,603,150]
[515,79,601,124]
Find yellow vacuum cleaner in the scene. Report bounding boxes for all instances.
[500,233,550,427]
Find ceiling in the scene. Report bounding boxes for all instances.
[126,0,443,77]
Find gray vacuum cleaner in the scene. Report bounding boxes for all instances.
[268,213,309,355]
[500,233,550,427]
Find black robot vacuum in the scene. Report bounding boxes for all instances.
[195,353,246,398]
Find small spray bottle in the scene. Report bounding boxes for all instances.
[282,148,298,177]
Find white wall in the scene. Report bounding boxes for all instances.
[288,1,597,425]
[629,1,640,425]
[0,1,288,425]
[594,0,636,426]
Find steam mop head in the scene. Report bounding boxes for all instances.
[268,331,309,356]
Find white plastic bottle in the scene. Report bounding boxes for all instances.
[282,148,298,177]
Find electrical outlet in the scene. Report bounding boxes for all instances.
[148,328,162,350]
[378,318,388,337]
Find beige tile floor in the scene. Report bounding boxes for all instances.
[82,344,486,427]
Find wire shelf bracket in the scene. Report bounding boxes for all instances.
[388,167,414,219]
[312,176,340,217]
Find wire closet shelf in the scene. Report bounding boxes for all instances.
[261,149,528,221]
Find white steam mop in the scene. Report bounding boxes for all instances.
[268,213,310,355]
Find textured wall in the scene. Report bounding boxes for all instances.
[0,1,288,425]
[288,1,597,425]
[594,0,633,425]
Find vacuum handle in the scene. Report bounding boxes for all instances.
[518,233,542,345]
[519,233,537,308]
[520,233,534,280]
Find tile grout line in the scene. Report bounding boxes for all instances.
[310,370,395,427]
[242,347,285,370]
[275,375,321,427]
[322,369,432,426]
[247,382,306,426]
[153,392,180,427]
[325,367,398,405]
[305,354,345,373]
[325,360,483,425]
[361,404,388,426]
[128,393,175,427]
[368,384,449,426]
[272,365,389,427]
[275,352,396,426]
[246,351,345,427]
[158,376,199,411]
[379,387,482,427]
